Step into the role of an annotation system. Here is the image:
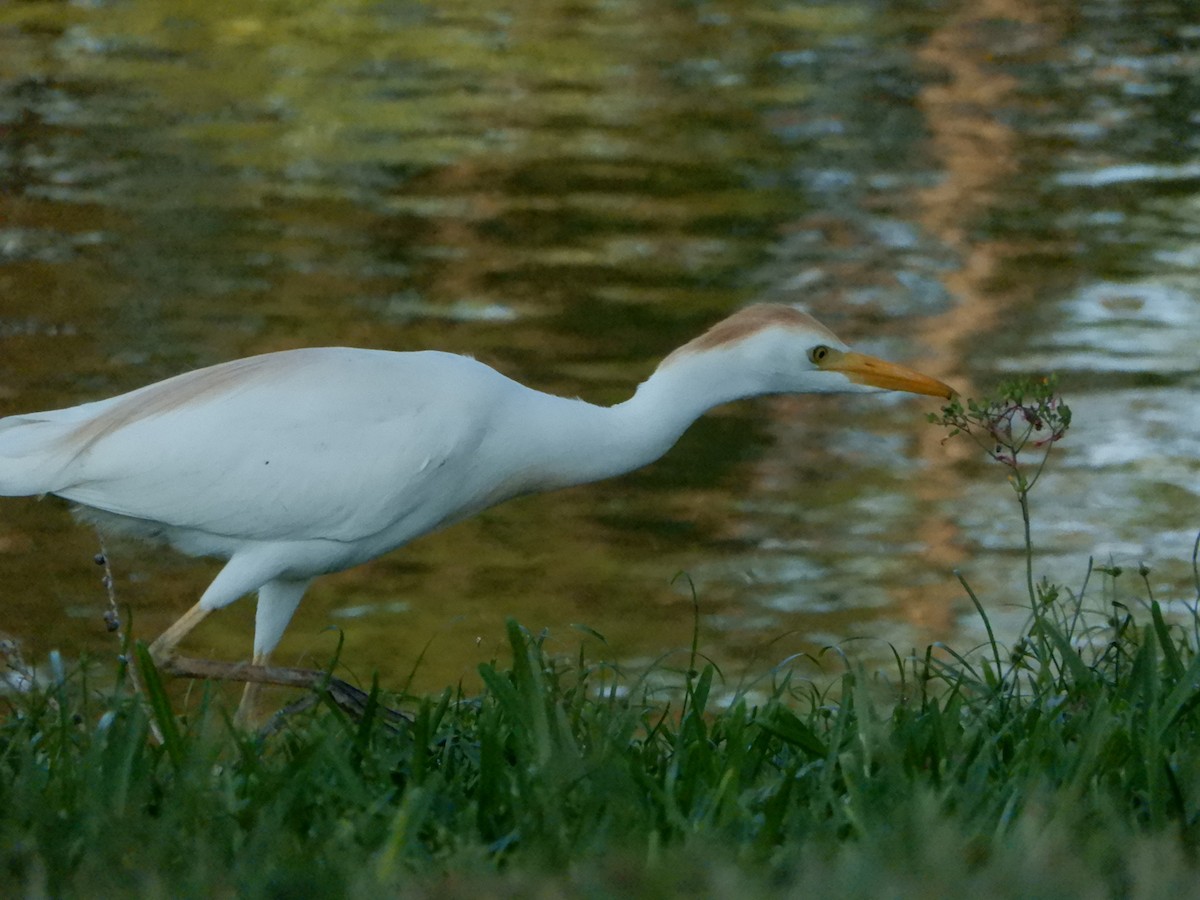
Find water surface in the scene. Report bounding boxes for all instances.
[1,0,1198,697]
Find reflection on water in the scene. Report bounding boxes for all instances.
[1,0,1198,697]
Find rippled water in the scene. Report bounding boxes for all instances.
[1,0,1198,697]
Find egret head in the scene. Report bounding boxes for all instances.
[660,305,954,400]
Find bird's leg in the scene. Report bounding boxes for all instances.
[147,601,210,667]
[234,652,269,727]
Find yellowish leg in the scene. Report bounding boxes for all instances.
[235,653,268,727]
[147,601,210,666]
[146,603,269,727]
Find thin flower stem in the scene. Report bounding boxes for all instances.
[1019,490,1036,613]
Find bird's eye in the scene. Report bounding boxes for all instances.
[809,345,831,364]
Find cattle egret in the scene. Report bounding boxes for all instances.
[0,305,953,717]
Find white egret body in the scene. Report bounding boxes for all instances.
[0,305,952,701]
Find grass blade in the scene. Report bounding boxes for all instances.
[133,642,185,770]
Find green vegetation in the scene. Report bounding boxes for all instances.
[2,382,1199,898]
[930,375,1071,610]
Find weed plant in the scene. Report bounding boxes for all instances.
[1,381,1199,897]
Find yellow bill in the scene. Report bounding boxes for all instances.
[825,350,955,399]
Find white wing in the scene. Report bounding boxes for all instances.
[5,348,523,548]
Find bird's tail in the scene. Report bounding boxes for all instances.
[0,413,76,496]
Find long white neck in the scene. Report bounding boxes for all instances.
[528,348,765,489]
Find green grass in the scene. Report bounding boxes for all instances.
[2,579,1200,898]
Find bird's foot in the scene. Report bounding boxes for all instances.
[146,600,211,671]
